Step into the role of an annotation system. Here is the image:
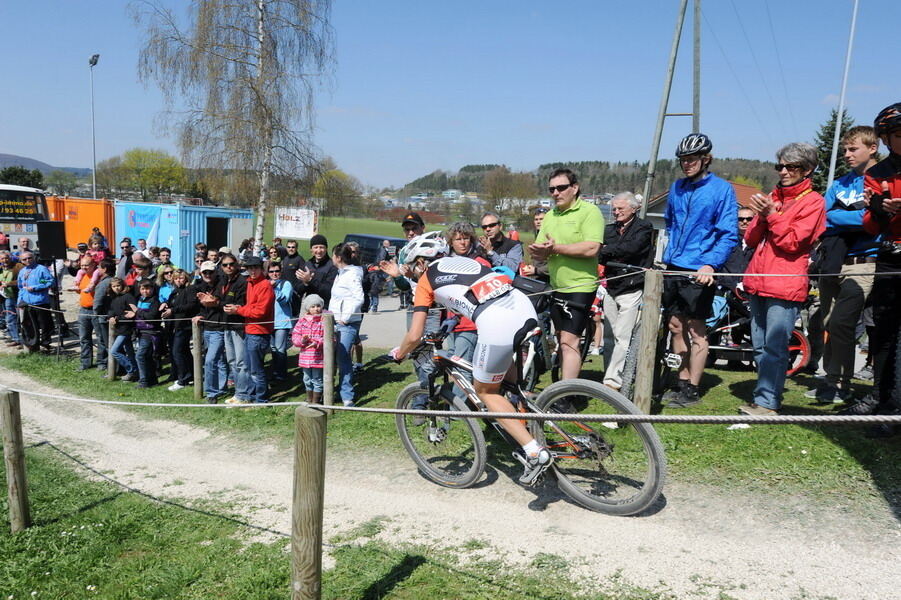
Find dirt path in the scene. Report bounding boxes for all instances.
[4,366,899,600]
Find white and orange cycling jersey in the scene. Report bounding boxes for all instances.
[413,256,536,383]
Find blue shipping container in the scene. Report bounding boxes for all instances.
[114,201,254,269]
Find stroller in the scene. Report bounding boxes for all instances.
[706,287,811,376]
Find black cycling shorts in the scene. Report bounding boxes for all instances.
[662,266,716,320]
[550,291,595,336]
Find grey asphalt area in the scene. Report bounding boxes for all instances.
[359,293,412,350]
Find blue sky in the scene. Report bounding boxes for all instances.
[1,1,897,189]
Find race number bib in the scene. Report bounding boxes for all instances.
[469,273,513,303]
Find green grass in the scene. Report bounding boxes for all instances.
[1,444,289,599]
[262,215,444,248]
[2,350,899,511]
[0,447,659,599]
[262,214,535,251]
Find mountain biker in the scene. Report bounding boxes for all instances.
[662,133,739,407]
[390,232,553,485]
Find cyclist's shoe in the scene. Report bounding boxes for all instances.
[517,448,553,486]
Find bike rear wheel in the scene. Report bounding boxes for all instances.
[786,328,811,376]
[395,382,487,488]
[531,379,666,516]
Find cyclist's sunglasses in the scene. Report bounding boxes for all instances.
[548,183,572,194]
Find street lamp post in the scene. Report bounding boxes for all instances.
[89,53,99,199]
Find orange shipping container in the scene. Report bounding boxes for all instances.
[46,196,115,249]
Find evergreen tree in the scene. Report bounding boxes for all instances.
[812,108,855,192]
[0,166,44,188]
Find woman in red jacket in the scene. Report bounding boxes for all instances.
[740,142,826,415]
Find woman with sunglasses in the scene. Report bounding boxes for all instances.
[739,143,826,416]
[266,246,282,270]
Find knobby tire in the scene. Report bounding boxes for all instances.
[531,379,666,516]
[395,382,487,488]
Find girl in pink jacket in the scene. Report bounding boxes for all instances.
[292,294,325,403]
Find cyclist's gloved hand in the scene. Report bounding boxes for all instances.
[388,346,405,362]
[439,316,459,334]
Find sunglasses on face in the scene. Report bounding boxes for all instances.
[548,183,572,194]
[738,217,753,222]
[221,262,237,267]
[774,163,803,172]
[481,222,500,230]
[269,269,281,273]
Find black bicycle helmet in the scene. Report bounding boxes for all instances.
[675,133,713,157]
[874,103,901,136]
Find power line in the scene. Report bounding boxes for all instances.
[728,0,787,135]
[763,0,800,139]
[700,9,774,147]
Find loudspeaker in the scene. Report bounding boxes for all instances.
[37,221,67,260]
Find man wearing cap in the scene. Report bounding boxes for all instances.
[295,234,338,306]
[399,213,425,308]
[195,261,228,403]
[224,257,274,403]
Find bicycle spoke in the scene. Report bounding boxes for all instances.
[533,380,666,515]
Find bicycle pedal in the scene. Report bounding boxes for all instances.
[511,451,529,468]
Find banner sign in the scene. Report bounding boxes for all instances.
[275,207,318,239]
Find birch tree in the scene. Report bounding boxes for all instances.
[131,0,335,249]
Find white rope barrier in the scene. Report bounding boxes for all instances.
[9,388,901,424]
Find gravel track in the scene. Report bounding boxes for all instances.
[3,367,899,600]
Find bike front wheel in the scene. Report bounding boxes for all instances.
[395,382,487,488]
[532,379,667,516]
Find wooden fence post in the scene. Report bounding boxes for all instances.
[0,388,31,533]
[192,320,203,401]
[292,405,327,600]
[321,313,335,408]
[107,319,117,381]
[633,270,663,414]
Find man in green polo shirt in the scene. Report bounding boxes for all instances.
[529,168,604,379]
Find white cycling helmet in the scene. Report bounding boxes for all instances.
[399,231,448,265]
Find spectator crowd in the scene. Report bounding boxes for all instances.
[0,102,899,438]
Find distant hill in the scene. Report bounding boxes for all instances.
[0,153,91,177]
[403,158,779,198]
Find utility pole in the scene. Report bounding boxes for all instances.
[827,0,859,189]
[640,0,689,218]
[693,0,701,133]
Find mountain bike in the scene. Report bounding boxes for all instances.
[393,329,667,516]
